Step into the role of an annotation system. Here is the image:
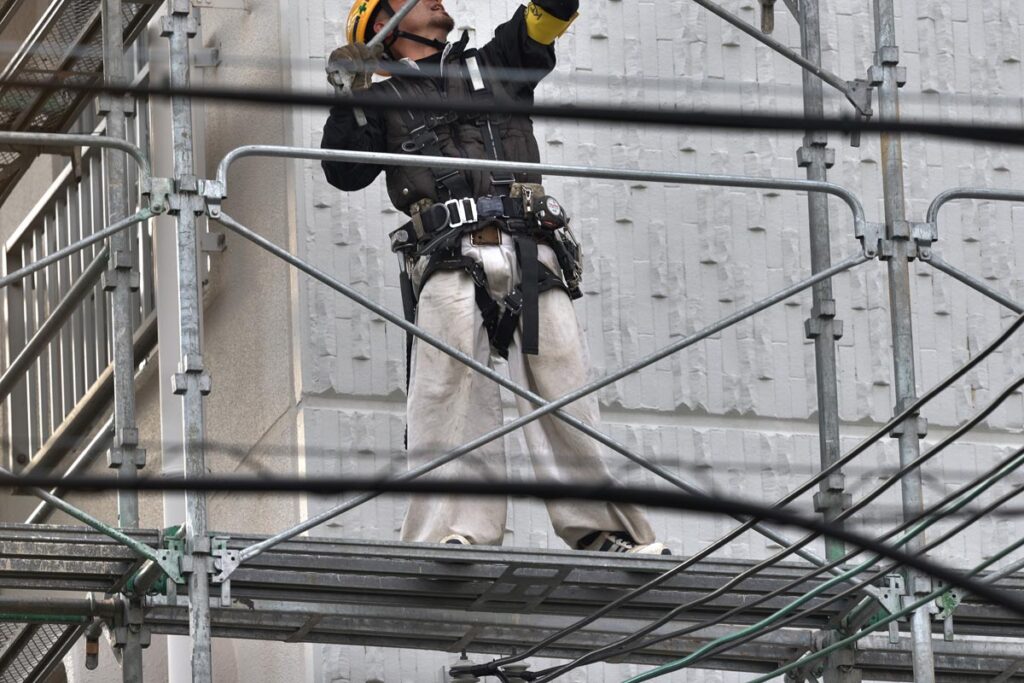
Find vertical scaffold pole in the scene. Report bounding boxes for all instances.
[796,2,858,681]
[161,1,213,680]
[871,0,936,680]
[796,0,846,565]
[101,0,141,534]
[100,0,145,679]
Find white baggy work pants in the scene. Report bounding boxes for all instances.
[400,234,656,548]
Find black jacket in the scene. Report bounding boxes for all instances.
[320,1,578,214]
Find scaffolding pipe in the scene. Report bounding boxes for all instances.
[872,0,935,678]
[926,187,1024,226]
[163,1,213,680]
[685,0,868,114]
[0,248,108,402]
[0,596,119,619]
[0,464,162,563]
[0,210,153,290]
[925,253,1024,314]
[214,207,866,572]
[102,0,141,538]
[0,131,151,182]
[796,2,857,679]
[214,146,869,232]
[100,0,144,675]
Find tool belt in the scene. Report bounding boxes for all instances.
[388,195,530,255]
[391,186,584,358]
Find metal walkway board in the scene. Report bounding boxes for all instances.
[2,524,1024,680]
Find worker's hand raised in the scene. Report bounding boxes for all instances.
[326,42,384,91]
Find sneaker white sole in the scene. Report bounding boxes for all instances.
[629,542,670,555]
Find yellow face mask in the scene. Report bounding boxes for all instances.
[525,2,579,45]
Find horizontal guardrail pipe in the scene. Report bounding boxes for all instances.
[926,187,1024,225]
[0,248,109,403]
[0,131,151,182]
[214,145,868,231]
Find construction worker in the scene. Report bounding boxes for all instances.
[321,0,668,555]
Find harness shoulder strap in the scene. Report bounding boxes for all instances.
[385,79,474,200]
[462,52,516,196]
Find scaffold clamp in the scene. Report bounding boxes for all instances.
[213,547,241,584]
[934,582,963,641]
[854,220,885,258]
[211,537,236,603]
[143,177,174,215]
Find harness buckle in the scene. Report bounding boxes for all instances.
[467,261,489,289]
[401,125,439,153]
[444,197,478,229]
[503,288,524,315]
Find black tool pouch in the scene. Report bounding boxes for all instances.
[552,227,584,300]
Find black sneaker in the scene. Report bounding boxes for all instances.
[577,531,670,555]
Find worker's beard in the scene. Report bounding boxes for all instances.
[430,12,455,33]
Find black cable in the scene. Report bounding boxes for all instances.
[526,373,1024,680]
[4,77,1024,145]
[3,473,1024,621]
[671,476,1024,676]
[534,443,1024,680]
[464,313,1024,676]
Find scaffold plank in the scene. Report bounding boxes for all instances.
[2,524,1024,680]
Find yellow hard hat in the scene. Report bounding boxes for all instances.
[346,0,393,45]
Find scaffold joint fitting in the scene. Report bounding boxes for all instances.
[846,78,874,118]
[889,416,928,438]
[171,370,212,395]
[797,144,835,169]
[161,12,198,37]
[854,221,884,258]
[211,537,236,603]
[878,46,900,66]
[144,177,174,214]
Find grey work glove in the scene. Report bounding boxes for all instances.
[326,42,384,92]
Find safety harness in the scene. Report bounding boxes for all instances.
[387,44,580,361]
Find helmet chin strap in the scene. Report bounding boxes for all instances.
[375,2,448,56]
[388,29,448,52]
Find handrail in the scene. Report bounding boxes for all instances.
[214,145,868,233]
[0,248,109,403]
[0,131,151,190]
[926,187,1024,225]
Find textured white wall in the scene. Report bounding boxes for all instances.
[283,0,1024,681]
